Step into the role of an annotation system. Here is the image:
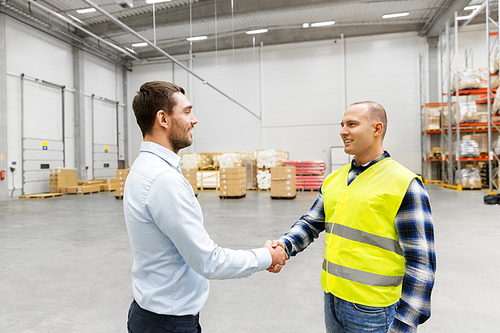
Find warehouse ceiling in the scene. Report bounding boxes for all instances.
[0,0,494,67]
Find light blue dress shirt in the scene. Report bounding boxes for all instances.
[124,141,271,316]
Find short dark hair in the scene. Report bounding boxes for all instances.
[132,81,185,137]
[350,101,387,138]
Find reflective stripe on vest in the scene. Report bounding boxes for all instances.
[325,223,403,256]
[322,259,403,287]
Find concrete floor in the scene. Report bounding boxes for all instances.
[0,185,499,332]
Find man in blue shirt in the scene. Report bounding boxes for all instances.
[124,81,287,333]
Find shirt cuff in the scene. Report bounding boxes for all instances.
[251,247,272,271]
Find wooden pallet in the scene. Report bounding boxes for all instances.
[19,193,63,199]
[219,194,246,199]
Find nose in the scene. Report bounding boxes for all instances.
[191,113,198,125]
[340,125,348,137]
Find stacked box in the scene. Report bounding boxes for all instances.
[79,179,106,186]
[64,184,101,194]
[270,166,296,198]
[115,169,130,197]
[182,168,198,195]
[219,167,246,197]
[50,168,78,193]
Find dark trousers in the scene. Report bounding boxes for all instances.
[128,299,202,333]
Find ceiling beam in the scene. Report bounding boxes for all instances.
[88,0,399,36]
[420,0,471,37]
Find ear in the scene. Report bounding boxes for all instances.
[373,122,384,137]
[156,110,169,129]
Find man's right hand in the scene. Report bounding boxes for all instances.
[264,240,287,273]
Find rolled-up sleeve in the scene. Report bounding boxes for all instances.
[146,171,272,279]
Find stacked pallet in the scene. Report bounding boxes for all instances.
[270,166,296,199]
[115,169,130,198]
[182,168,198,195]
[50,168,78,193]
[284,161,325,190]
[219,165,246,198]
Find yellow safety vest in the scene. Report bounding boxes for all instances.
[321,158,418,307]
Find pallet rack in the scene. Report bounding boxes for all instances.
[422,1,499,193]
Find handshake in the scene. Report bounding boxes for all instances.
[264,240,287,273]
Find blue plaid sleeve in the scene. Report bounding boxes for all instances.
[279,187,326,258]
[390,178,436,333]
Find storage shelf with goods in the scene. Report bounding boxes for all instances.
[422,102,499,188]
[425,3,500,193]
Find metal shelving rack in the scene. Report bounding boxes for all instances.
[485,0,500,194]
[430,1,499,193]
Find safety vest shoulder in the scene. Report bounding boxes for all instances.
[321,158,417,307]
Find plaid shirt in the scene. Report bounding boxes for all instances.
[279,152,436,333]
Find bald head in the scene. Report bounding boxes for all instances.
[350,101,387,139]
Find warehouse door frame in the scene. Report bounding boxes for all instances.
[331,146,350,174]
[91,94,120,180]
[20,74,65,195]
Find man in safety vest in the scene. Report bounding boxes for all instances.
[270,101,436,333]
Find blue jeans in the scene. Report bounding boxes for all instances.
[324,292,398,333]
[128,299,202,333]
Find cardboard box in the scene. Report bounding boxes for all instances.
[115,169,130,197]
[63,184,101,194]
[219,167,246,180]
[100,183,117,192]
[181,168,198,195]
[220,189,245,196]
[462,178,482,189]
[233,160,242,167]
[50,168,78,193]
[270,166,297,197]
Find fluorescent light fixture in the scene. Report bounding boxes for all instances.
[186,36,208,41]
[457,4,483,21]
[67,14,85,25]
[246,29,268,35]
[464,5,481,11]
[145,0,172,3]
[132,42,148,47]
[382,12,409,19]
[303,23,310,28]
[76,8,96,14]
[311,21,335,27]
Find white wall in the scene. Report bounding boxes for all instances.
[129,32,428,174]
[4,14,494,196]
[5,17,125,195]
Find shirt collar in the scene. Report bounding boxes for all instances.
[140,141,182,171]
[350,150,390,172]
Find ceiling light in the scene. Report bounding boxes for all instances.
[67,14,85,25]
[303,23,310,28]
[246,29,268,35]
[382,12,409,19]
[145,0,172,4]
[132,42,148,47]
[76,8,96,14]
[186,36,208,42]
[311,21,335,27]
[464,5,481,11]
